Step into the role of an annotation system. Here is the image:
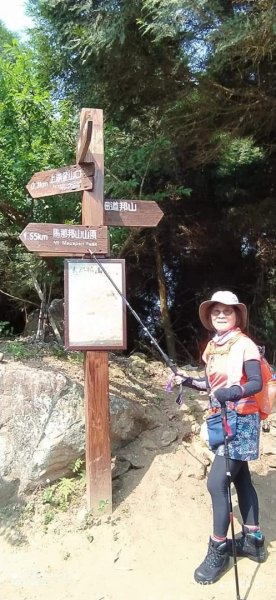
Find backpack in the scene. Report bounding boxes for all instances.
[253,352,276,419]
[205,335,276,420]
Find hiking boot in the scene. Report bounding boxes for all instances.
[194,538,230,584]
[227,528,266,563]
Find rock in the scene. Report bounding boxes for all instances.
[261,433,276,457]
[266,456,276,468]
[0,362,84,497]
[180,418,195,440]
[111,457,131,479]
[167,468,183,482]
[191,422,201,435]
[117,440,148,468]
[190,463,207,480]
[184,396,208,414]
[139,424,178,450]
[129,352,148,362]
[110,395,159,450]
[0,362,160,505]
[140,433,159,451]
[128,353,149,376]
[184,438,212,467]
[75,507,90,525]
[0,353,3,362]
[0,476,20,506]
[4,526,26,546]
[160,426,178,447]
[268,413,276,434]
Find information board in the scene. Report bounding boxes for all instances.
[64,259,127,350]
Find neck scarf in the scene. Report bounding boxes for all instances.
[213,327,241,346]
[212,327,245,386]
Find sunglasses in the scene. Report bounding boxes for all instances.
[211,308,234,317]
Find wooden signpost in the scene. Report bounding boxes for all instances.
[20,223,109,255]
[104,199,163,227]
[26,164,94,198]
[21,108,164,513]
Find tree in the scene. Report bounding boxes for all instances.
[0,34,79,310]
[27,0,191,121]
[1,1,275,359]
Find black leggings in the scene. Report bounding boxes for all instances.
[207,455,259,537]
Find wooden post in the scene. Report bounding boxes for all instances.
[78,108,112,513]
[22,106,164,515]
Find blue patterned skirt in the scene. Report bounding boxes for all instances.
[216,412,261,461]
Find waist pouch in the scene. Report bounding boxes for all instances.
[205,409,237,450]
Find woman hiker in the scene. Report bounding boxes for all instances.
[175,290,266,585]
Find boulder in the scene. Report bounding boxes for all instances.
[110,395,158,450]
[0,362,158,505]
[0,362,84,501]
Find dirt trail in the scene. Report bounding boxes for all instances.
[1,352,276,600]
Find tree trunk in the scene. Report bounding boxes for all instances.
[152,233,176,361]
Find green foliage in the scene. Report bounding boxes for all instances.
[215,135,265,177]
[137,0,189,43]
[108,227,130,256]
[0,321,14,337]
[1,249,60,302]
[68,351,83,363]
[28,0,190,121]
[0,1,275,361]
[0,22,17,48]
[42,458,86,515]
[261,300,276,355]
[51,345,69,359]
[212,1,276,69]
[42,476,85,511]
[0,32,79,303]
[0,41,72,205]
[71,458,84,474]
[98,499,110,512]
[43,509,55,525]
[104,120,174,196]
[4,340,38,360]
[43,479,72,508]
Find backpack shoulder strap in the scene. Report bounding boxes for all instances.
[204,340,214,357]
[205,332,245,358]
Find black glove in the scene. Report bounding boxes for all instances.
[174,375,193,387]
[181,376,193,388]
[214,385,243,406]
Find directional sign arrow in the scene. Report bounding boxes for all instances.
[26,164,94,199]
[103,200,163,227]
[20,223,109,255]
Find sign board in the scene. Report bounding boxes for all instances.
[20,223,109,255]
[26,164,94,198]
[104,199,163,227]
[64,259,127,350]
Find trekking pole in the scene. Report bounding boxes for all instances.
[88,251,178,375]
[221,406,243,600]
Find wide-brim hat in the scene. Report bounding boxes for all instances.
[199,290,247,331]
